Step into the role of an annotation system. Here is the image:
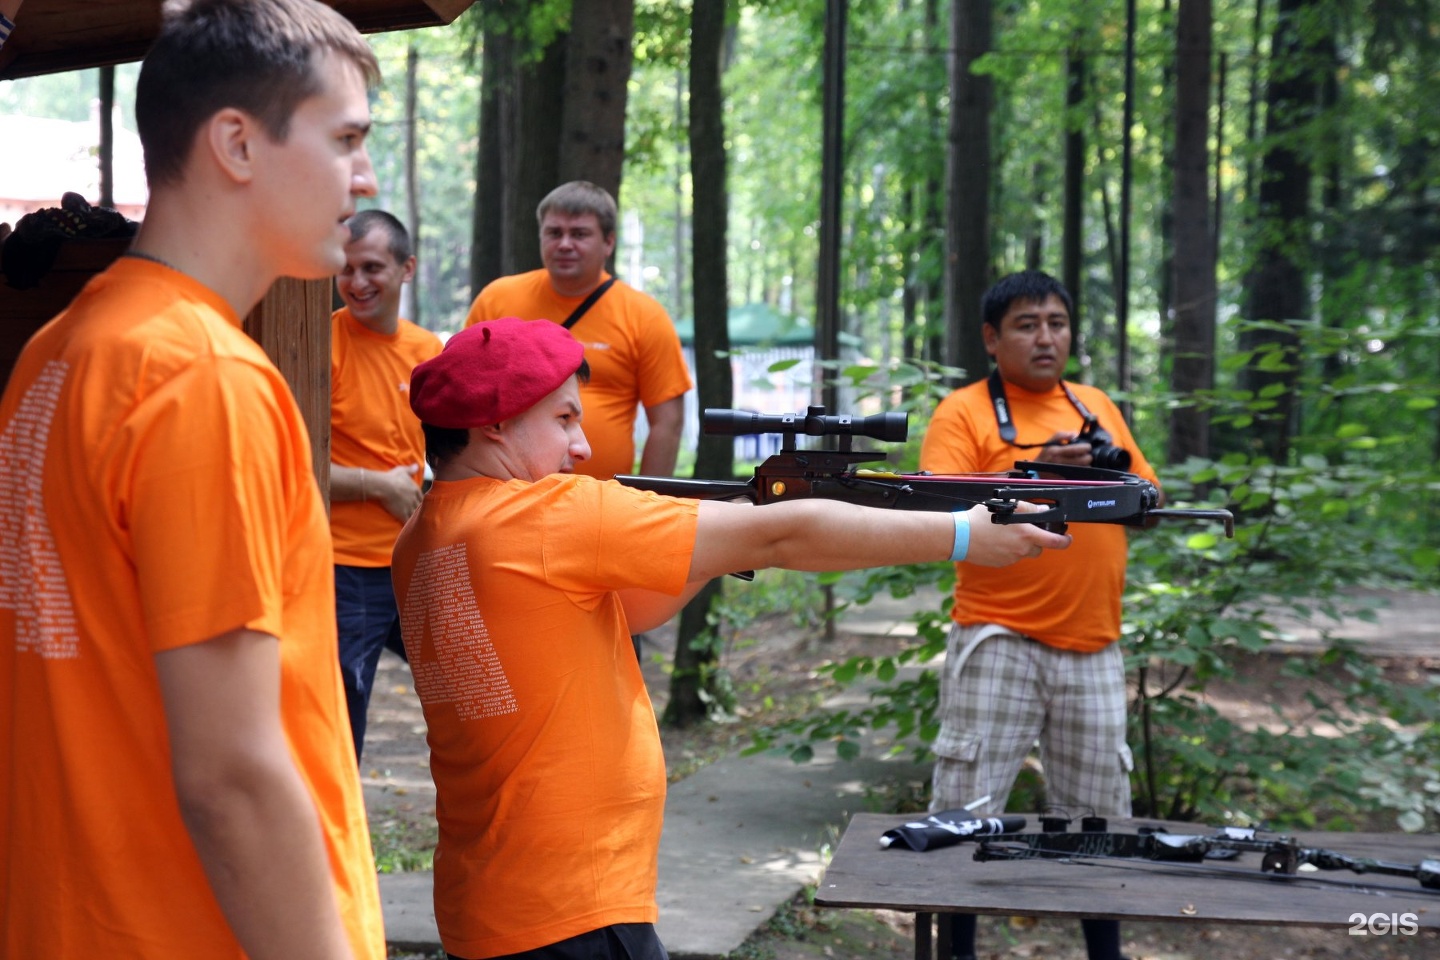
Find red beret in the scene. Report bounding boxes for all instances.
[410,317,586,428]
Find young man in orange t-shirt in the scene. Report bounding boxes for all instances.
[464,180,691,481]
[392,318,1072,960]
[0,2,385,957]
[918,270,1162,960]
[330,209,442,759]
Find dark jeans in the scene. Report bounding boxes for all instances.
[447,923,668,960]
[335,564,407,761]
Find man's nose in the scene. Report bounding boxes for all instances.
[572,429,591,462]
[352,148,378,198]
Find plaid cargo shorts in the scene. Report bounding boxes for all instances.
[929,623,1132,818]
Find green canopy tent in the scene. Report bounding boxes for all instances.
[674,301,864,349]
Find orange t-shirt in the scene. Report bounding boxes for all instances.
[0,257,384,958]
[918,376,1160,653]
[465,270,692,479]
[330,306,442,566]
[391,474,699,958]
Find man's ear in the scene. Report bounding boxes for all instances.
[479,422,505,442]
[205,107,258,185]
[981,322,1000,358]
[400,256,417,284]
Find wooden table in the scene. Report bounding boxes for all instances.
[816,813,1440,959]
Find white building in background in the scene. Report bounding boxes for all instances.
[0,112,147,228]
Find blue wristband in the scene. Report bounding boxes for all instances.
[949,510,971,562]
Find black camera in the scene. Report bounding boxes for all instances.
[1076,417,1131,471]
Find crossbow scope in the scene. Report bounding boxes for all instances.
[703,406,907,444]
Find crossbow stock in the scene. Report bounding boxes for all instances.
[618,406,1234,538]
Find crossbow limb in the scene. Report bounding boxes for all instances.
[619,406,1234,537]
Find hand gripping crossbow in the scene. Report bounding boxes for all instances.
[618,405,1234,537]
[971,817,1440,894]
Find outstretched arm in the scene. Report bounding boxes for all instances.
[155,629,356,960]
[687,499,1070,585]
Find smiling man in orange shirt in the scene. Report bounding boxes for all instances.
[329,209,442,759]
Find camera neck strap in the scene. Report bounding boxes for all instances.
[986,368,1096,447]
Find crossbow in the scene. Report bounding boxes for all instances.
[618,406,1234,537]
[976,819,1440,894]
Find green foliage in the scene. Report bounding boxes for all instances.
[744,336,1440,833]
[674,569,829,723]
[362,28,481,333]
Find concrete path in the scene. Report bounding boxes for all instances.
[377,586,1439,957]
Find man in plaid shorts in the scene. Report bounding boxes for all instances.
[918,270,1161,960]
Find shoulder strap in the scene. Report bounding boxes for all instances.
[562,277,618,329]
[987,368,1018,444]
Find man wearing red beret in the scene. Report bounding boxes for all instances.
[392,318,1072,960]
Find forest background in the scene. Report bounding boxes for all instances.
[2,0,1437,833]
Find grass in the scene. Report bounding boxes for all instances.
[370,809,437,874]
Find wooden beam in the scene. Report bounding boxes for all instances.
[0,0,477,81]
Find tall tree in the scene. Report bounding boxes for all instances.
[97,66,114,208]
[558,0,635,204]
[470,8,564,286]
[944,0,994,383]
[666,0,733,729]
[1168,0,1216,462]
[1238,0,1323,462]
[471,12,511,294]
[1061,36,1085,362]
[404,43,422,328]
[470,2,636,292]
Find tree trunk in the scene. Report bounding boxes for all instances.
[1168,0,1217,463]
[558,0,635,208]
[944,0,993,385]
[1238,0,1319,463]
[472,13,512,293]
[666,0,734,730]
[510,33,568,275]
[404,43,421,328]
[98,66,114,209]
[1062,43,1086,363]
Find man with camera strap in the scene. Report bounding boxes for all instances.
[919,270,1162,960]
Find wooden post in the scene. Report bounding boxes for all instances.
[243,277,332,507]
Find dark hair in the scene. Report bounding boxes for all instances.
[981,270,1075,330]
[421,360,591,470]
[136,0,380,188]
[348,210,414,263]
[537,181,618,238]
[421,423,470,471]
